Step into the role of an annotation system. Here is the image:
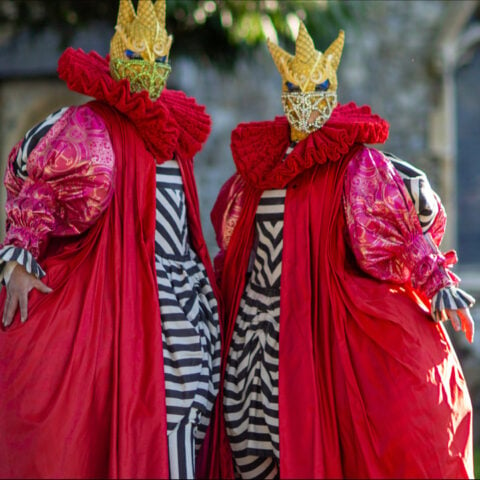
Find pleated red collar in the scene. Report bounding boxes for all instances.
[231,102,389,189]
[57,48,211,162]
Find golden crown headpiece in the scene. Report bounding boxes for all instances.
[267,22,344,93]
[109,0,173,100]
[267,23,345,141]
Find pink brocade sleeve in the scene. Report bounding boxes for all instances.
[343,147,453,299]
[428,193,447,247]
[3,105,115,258]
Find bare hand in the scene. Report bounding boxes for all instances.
[2,264,52,328]
[435,307,475,343]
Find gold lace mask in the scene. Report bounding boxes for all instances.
[109,0,173,101]
[267,23,344,142]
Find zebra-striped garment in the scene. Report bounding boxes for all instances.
[13,108,68,180]
[155,161,221,480]
[385,152,439,232]
[224,188,286,480]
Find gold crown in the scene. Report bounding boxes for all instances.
[110,0,173,64]
[267,22,344,93]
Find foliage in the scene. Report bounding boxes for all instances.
[0,0,362,66]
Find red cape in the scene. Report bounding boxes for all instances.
[0,50,218,479]
[209,105,473,479]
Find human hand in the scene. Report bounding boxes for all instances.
[2,264,52,328]
[435,307,475,343]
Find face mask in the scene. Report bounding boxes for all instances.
[281,90,337,136]
[110,58,171,101]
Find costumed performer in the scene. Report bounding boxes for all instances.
[0,1,220,479]
[208,22,475,479]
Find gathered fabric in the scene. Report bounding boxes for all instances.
[58,47,211,164]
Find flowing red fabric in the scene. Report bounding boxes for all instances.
[208,106,473,478]
[0,102,169,478]
[0,47,218,478]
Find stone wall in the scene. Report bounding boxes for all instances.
[167,1,456,252]
[0,1,470,252]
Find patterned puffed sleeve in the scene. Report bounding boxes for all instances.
[343,147,474,317]
[210,173,246,283]
[0,104,115,281]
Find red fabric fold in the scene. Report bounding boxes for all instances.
[0,101,171,478]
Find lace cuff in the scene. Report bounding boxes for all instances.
[0,245,46,284]
[431,286,476,320]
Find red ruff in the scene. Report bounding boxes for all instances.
[231,102,389,189]
[58,48,211,163]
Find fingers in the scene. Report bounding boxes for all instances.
[443,308,475,344]
[446,309,461,332]
[18,289,28,323]
[2,292,19,328]
[458,308,475,344]
[434,308,448,323]
[2,272,52,328]
[34,279,53,294]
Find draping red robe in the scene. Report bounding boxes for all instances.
[0,49,218,479]
[208,104,473,479]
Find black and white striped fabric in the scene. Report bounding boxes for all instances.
[13,108,68,180]
[224,188,286,480]
[0,245,45,284]
[385,152,439,233]
[432,286,475,317]
[155,160,221,479]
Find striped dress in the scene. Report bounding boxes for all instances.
[223,188,286,479]
[155,160,221,479]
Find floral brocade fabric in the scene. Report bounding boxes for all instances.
[3,105,115,258]
[343,147,454,299]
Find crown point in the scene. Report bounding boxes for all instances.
[295,21,316,65]
[154,0,167,26]
[324,29,345,71]
[117,0,136,25]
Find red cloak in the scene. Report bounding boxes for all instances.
[209,104,473,479]
[0,50,218,479]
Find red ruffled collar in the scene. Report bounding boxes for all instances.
[57,48,211,162]
[231,103,389,189]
